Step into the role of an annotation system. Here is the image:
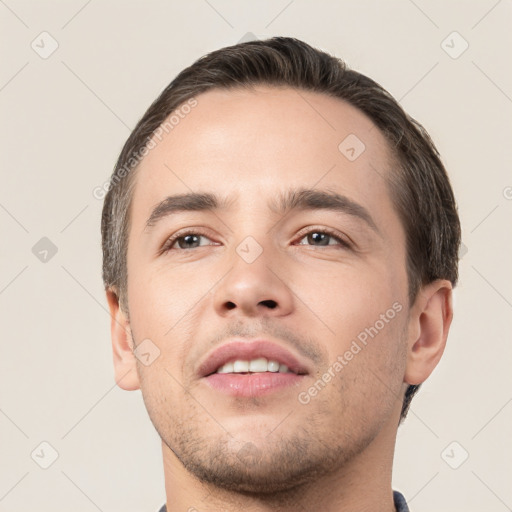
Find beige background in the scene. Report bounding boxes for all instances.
[1,1,511,511]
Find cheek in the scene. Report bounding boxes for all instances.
[127,256,206,333]
[298,260,400,339]
[297,258,407,388]
[126,258,224,379]
[127,274,179,340]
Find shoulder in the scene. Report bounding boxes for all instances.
[393,490,410,512]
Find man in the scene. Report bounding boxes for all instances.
[101,37,460,511]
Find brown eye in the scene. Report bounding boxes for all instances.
[174,234,203,249]
[297,229,351,249]
[162,231,215,252]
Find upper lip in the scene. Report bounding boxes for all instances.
[197,339,311,377]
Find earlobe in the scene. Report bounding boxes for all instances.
[404,280,454,386]
[106,288,141,391]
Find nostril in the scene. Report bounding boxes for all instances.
[224,300,277,310]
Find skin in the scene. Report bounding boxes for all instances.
[106,86,453,512]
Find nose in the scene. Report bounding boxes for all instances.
[213,240,294,319]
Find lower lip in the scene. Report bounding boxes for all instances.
[203,372,304,397]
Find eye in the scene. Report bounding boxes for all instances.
[162,230,217,252]
[161,227,351,254]
[296,228,351,249]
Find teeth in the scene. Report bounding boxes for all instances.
[233,360,249,372]
[267,360,279,372]
[217,362,233,373]
[249,357,267,372]
[215,357,292,374]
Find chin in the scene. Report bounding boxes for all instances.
[174,437,343,495]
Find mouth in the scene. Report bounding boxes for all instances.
[198,340,310,397]
[215,357,295,375]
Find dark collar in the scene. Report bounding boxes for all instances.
[157,490,410,511]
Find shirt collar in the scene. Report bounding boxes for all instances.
[158,490,410,511]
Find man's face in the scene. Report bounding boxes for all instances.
[123,86,410,491]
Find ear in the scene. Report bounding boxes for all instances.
[404,279,454,386]
[106,288,140,391]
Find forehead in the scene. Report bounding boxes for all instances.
[131,86,398,232]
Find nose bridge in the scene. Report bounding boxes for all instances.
[213,227,293,317]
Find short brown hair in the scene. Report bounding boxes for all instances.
[101,36,461,422]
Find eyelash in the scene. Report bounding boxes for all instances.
[161,227,352,253]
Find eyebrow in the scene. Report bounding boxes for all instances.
[144,187,380,235]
